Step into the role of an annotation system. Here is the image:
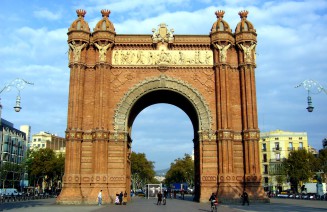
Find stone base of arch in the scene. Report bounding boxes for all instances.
[56,184,83,204]
[57,179,127,204]
[198,173,269,203]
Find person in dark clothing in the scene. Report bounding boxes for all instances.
[157,191,163,205]
[119,191,123,205]
[209,193,217,207]
[241,191,249,205]
[163,190,168,205]
[181,189,185,200]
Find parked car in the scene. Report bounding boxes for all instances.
[135,189,145,197]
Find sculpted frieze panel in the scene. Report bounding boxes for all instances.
[112,47,213,66]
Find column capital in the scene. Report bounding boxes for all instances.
[243,129,260,141]
[217,129,234,140]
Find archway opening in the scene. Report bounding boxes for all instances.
[128,90,200,200]
[131,103,193,171]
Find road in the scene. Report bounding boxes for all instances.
[1,196,327,212]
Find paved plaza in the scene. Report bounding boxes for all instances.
[1,196,327,212]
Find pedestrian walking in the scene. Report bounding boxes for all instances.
[163,189,168,205]
[97,190,102,206]
[241,190,249,206]
[115,193,120,205]
[123,191,128,205]
[119,191,123,205]
[181,189,185,200]
[157,191,163,205]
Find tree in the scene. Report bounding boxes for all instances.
[282,149,317,193]
[25,148,65,191]
[164,154,194,187]
[130,152,156,189]
[0,162,11,189]
[318,149,327,173]
[315,148,327,183]
[0,162,25,189]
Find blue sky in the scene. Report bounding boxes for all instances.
[0,0,326,170]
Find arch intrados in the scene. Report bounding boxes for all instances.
[127,89,199,136]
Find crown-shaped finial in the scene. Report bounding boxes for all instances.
[101,9,111,17]
[215,10,225,19]
[238,10,249,19]
[76,9,86,18]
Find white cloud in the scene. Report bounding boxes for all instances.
[33,9,62,21]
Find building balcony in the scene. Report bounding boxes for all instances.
[262,159,268,163]
[287,147,294,151]
[262,148,267,152]
[298,147,305,150]
[263,171,269,175]
[272,147,282,152]
[270,159,282,163]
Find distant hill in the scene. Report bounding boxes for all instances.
[155,168,169,176]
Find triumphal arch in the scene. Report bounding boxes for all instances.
[57,9,267,204]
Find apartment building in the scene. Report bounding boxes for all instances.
[0,119,26,165]
[0,118,27,188]
[30,131,66,155]
[259,129,310,192]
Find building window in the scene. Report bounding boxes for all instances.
[262,143,266,151]
[299,137,303,140]
[42,144,45,147]
[264,177,269,184]
[263,154,267,162]
[275,137,279,140]
[288,142,293,151]
[275,142,280,150]
[262,138,266,141]
[264,165,268,174]
[299,142,303,150]
[34,138,36,142]
[38,138,41,141]
[38,144,40,147]
[289,137,292,140]
[276,153,280,161]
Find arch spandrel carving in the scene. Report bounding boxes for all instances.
[114,75,213,132]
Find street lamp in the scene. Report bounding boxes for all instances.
[0,78,33,124]
[295,79,326,112]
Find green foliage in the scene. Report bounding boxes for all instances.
[0,162,12,188]
[25,148,65,187]
[131,152,156,188]
[275,175,286,185]
[318,149,327,174]
[0,162,25,188]
[282,149,317,191]
[164,154,194,186]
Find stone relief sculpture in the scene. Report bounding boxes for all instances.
[238,42,256,62]
[152,23,174,43]
[167,28,174,43]
[152,28,159,40]
[94,43,112,62]
[69,41,86,62]
[215,43,231,62]
[114,51,119,64]
[111,49,213,66]
[136,50,145,64]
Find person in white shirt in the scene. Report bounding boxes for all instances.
[98,190,102,206]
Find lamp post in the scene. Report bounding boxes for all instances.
[295,79,326,112]
[0,78,33,190]
[0,78,33,124]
